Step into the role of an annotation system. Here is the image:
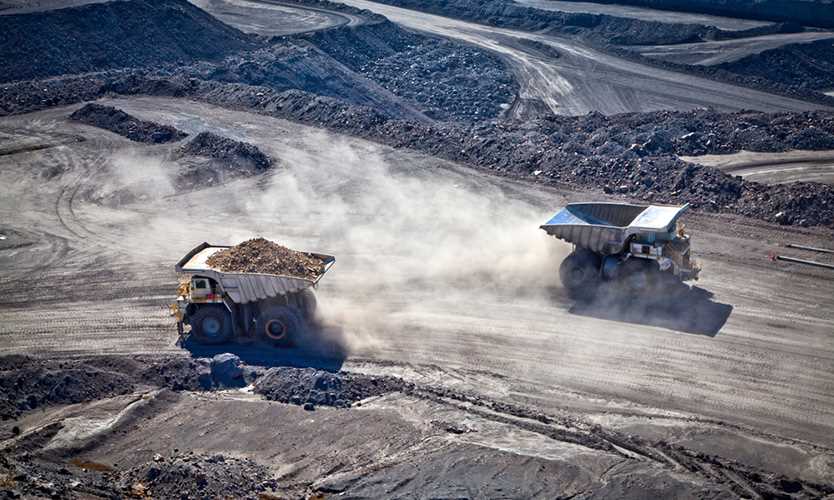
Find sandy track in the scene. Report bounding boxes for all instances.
[328,0,829,115]
[1,98,833,483]
[681,149,834,185]
[632,31,834,66]
[190,0,361,36]
[513,0,770,30]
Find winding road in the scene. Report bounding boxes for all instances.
[329,0,829,115]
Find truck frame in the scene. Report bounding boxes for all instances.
[172,242,335,345]
[540,202,699,298]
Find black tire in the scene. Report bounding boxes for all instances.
[559,249,601,299]
[256,305,304,347]
[189,305,233,344]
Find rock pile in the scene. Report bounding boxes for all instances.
[69,103,187,143]
[253,366,409,409]
[206,238,325,280]
[178,131,272,172]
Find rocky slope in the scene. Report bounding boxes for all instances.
[0,0,258,83]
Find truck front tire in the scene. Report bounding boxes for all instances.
[256,306,304,347]
[560,249,601,299]
[190,305,233,344]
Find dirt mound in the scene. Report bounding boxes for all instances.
[716,39,834,93]
[178,131,272,171]
[305,19,517,121]
[69,103,187,143]
[206,238,325,280]
[119,453,278,499]
[0,0,257,83]
[253,366,408,408]
[0,356,134,420]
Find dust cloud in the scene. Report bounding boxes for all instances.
[98,129,569,353]
[240,131,569,350]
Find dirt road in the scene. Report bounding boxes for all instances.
[327,0,829,115]
[681,149,834,185]
[1,97,833,484]
[190,0,362,36]
[513,0,770,30]
[632,31,834,66]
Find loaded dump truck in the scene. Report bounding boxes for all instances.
[172,241,335,345]
[541,202,699,297]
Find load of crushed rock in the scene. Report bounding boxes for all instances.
[178,131,272,172]
[206,238,325,279]
[69,103,187,143]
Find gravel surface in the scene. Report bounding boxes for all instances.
[206,238,326,279]
[69,103,187,143]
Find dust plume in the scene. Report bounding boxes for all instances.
[239,130,569,350]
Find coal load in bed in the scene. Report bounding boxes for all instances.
[206,238,325,280]
[69,103,187,143]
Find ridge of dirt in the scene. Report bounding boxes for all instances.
[5,69,834,228]
[206,238,326,279]
[69,103,188,143]
[177,131,273,172]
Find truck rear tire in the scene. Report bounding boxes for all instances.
[256,306,304,347]
[560,249,601,299]
[190,305,233,344]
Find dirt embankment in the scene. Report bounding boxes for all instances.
[6,69,834,227]
[2,354,832,499]
[0,0,258,84]
[69,103,187,143]
[0,0,517,122]
[715,39,834,92]
[303,19,517,120]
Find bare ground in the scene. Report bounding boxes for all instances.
[0,98,832,496]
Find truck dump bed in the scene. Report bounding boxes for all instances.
[175,242,335,304]
[540,202,689,254]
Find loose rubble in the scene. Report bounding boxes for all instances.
[118,453,278,499]
[69,103,187,143]
[178,131,273,172]
[206,238,326,279]
[253,366,408,408]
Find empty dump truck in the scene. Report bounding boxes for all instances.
[173,242,335,345]
[541,202,699,297]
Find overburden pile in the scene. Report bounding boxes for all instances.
[178,131,273,172]
[0,0,257,83]
[206,238,325,280]
[69,103,187,143]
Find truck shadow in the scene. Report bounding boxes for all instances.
[567,283,733,337]
[180,323,347,372]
